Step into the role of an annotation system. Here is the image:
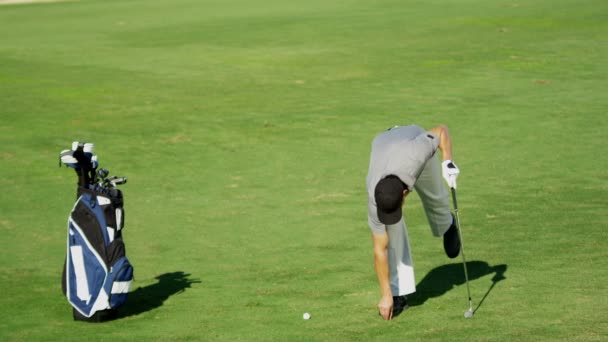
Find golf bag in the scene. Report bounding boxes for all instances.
[60,142,133,322]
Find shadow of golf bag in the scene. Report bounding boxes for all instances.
[60,142,133,322]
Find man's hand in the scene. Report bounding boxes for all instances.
[378,295,393,320]
[442,160,460,189]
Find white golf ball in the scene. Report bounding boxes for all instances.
[303,312,311,320]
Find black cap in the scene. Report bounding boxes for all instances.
[374,176,406,225]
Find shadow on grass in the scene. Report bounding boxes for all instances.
[406,261,507,312]
[117,271,201,318]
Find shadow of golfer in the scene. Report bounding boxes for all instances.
[407,261,507,310]
[117,271,201,318]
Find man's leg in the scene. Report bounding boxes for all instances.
[414,154,452,237]
[386,218,416,296]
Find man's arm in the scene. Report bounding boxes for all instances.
[372,232,393,320]
[429,125,460,188]
[428,125,453,161]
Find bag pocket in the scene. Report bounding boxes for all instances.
[105,257,133,309]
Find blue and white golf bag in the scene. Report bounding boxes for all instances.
[60,142,133,321]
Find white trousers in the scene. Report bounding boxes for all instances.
[386,154,452,296]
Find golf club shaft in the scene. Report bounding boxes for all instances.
[451,187,473,311]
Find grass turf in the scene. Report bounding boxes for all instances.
[1,0,607,340]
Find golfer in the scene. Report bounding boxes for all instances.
[366,124,461,320]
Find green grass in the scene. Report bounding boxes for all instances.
[1,0,607,340]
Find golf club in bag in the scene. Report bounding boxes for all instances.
[60,142,133,322]
[451,187,474,318]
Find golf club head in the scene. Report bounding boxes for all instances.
[464,309,474,318]
[59,149,79,168]
[109,177,127,186]
[96,168,109,180]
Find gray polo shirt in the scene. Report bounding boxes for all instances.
[366,125,439,234]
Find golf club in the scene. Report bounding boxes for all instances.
[103,175,127,187]
[108,176,127,187]
[451,187,474,318]
[96,168,109,184]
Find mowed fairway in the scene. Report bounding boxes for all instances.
[1,0,607,340]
